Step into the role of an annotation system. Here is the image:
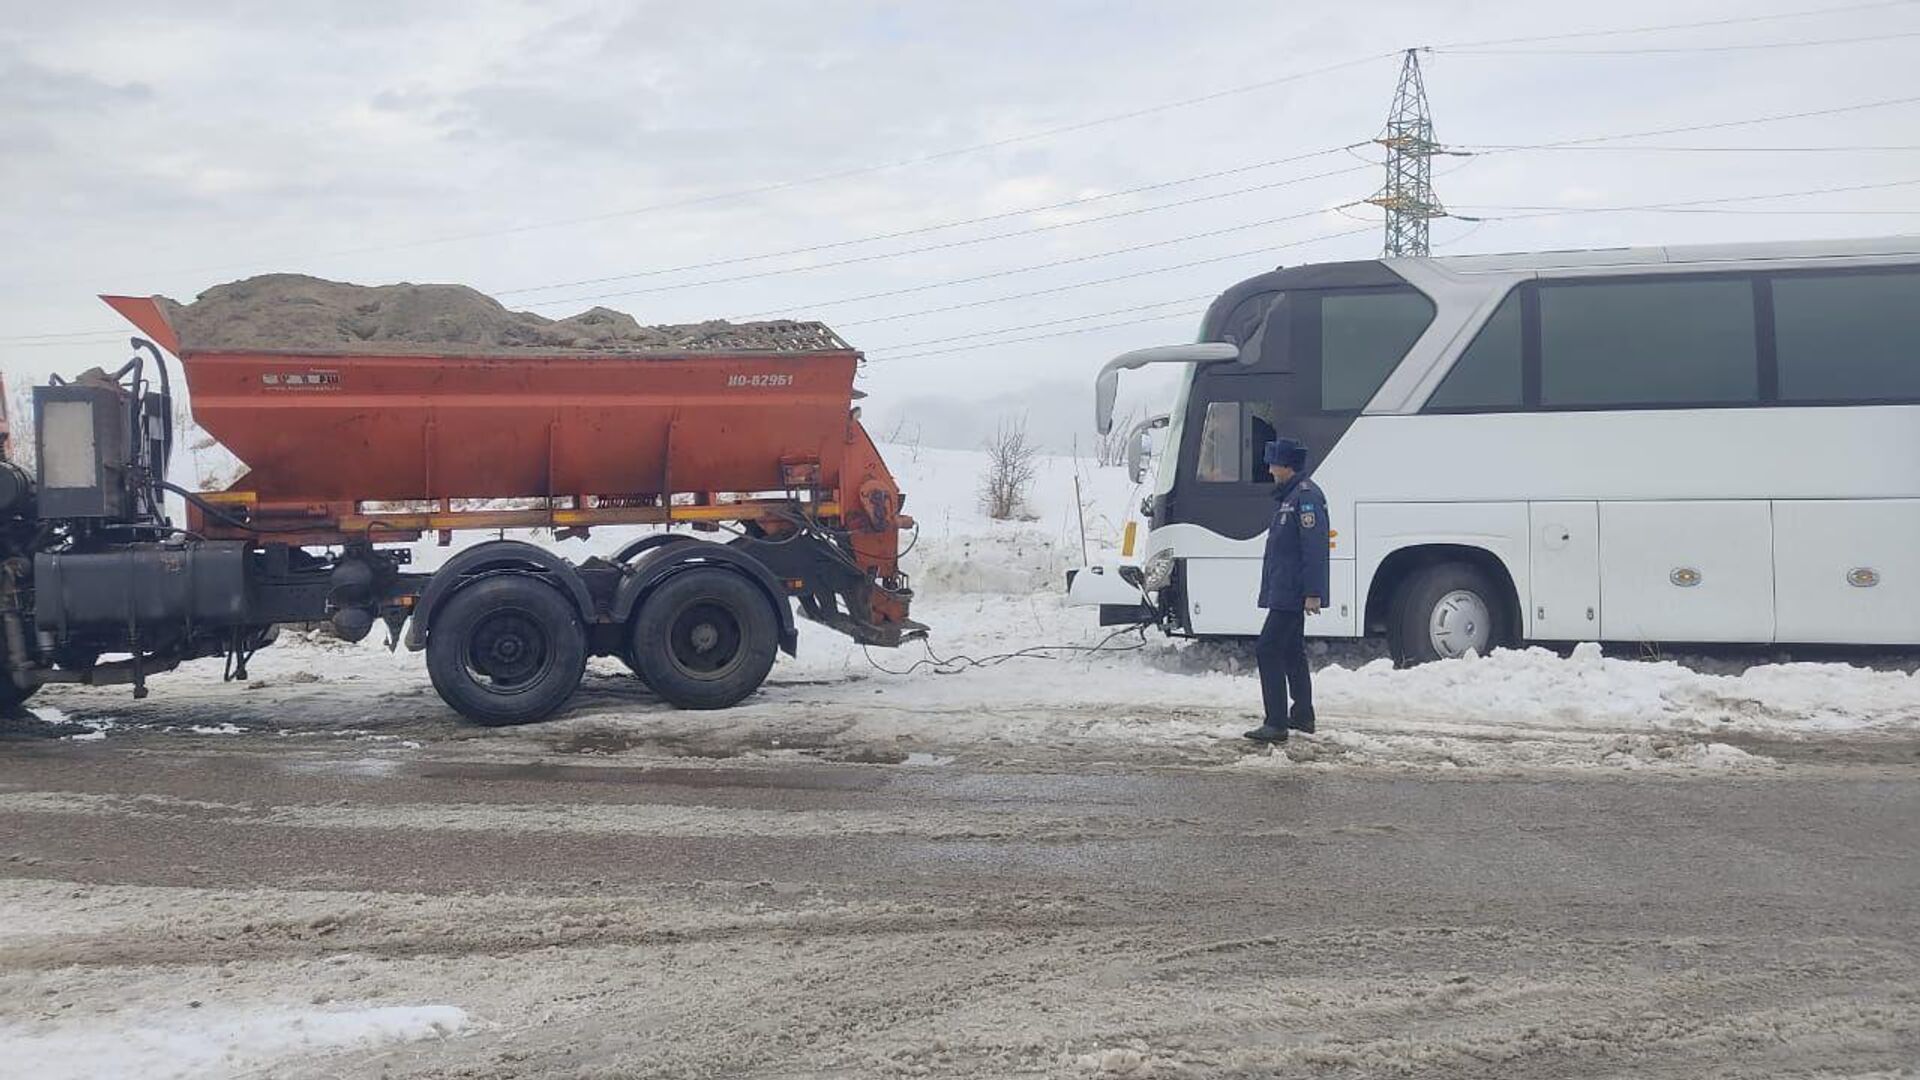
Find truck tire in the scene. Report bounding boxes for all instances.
[0,675,36,713]
[618,646,651,690]
[629,568,778,710]
[426,576,587,725]
[1388,561,1513,667]
[0,638,36,713]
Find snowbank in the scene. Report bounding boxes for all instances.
[1,1003,469,1080]
[748,594,1920,769]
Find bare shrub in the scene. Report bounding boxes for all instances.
[979,414,1039,521]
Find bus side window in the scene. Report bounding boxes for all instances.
[1427,288,1524,411]
[1320,290,1434,411]
[1773,269,1920,402]
[1195,401,1242,482]
[1540,277,1757,407]
[1195,400,1281,483]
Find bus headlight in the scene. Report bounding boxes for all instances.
[1142,551,1176,593]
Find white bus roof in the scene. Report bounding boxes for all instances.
[1400,234,1920,275]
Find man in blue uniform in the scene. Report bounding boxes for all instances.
[1245,437,1329,743]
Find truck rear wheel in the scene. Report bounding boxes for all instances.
[0,637,36,713]
[427,576,587,725]
[0,676,36,713]
[630,568,777,710]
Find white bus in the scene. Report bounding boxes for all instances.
[1076,235,1920,663]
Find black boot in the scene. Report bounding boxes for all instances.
[1289,711,1316,735]
[1243,724,1289,743]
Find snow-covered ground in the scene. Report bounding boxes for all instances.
[29,442,1920,773]
[4,1004,468,1080]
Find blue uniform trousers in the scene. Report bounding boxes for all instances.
[1255,608,1313,729]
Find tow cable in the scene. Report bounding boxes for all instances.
[861,622,1153,676]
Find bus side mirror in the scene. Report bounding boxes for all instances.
[1127,413,1170,485]
[1094,343,1238,434]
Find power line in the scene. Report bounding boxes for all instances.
[1452,176,1920,217]
[1434,0,1920,48]
[1452,142,1920,153]
[1437,28,1920,55]
[495,146,1365,297]
[1429,218,1492,250]
[863,295,1215,353]
[1,330,131,346]
[4,334,132,349]
[1466,93,1920,152]
[869,309,1207,363]
[832,225,1378,329]
[730,206,1363,319]
[566,95,1920,313]
[15,93,1920,343]
[867,178,1920,354]
[500,117,1920,308]
[1473,205,1920,219]
[63,51,1399,287]
[8,209,1367,346]
[14,92,1920,344]
[517,163,1373,309]
[0,327,136,342]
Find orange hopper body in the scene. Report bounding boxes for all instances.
[102,294,866,505]
[100,295,911,594]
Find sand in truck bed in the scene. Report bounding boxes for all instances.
[156,273,844,355]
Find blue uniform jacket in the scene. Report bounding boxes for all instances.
[1258,475,1331,610]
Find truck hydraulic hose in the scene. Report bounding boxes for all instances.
[131,337,173,469]
[158,481,345,535]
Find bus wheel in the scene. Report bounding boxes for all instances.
[629,569,778,710]
[1388,562,1512,667]
[427,576,587,725]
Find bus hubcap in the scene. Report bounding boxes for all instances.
[1429,590,1491,659]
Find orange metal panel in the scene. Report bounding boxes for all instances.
[98,296,181,355]
[181,350,860,503]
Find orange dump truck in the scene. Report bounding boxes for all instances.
[0,296,921,724]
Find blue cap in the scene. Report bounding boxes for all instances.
[1263,437,1308,469]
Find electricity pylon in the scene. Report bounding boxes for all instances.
[1365,49,1446,257]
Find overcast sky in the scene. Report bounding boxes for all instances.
[4,0,1918,436]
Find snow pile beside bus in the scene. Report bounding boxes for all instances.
[781,594,1920,742]
[1308,642,1920,737]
